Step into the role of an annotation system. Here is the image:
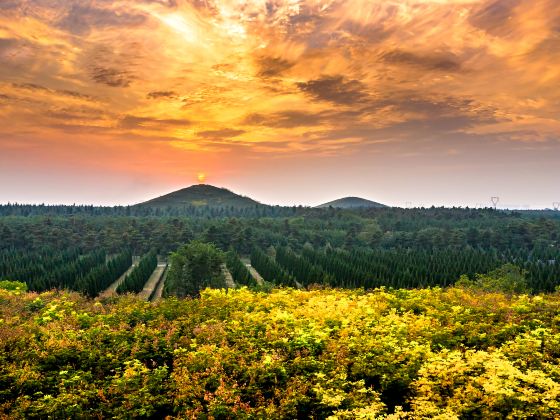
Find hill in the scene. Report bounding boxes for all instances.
[135,184,261,208]
[316,196,387,209]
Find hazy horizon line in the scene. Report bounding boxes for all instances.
[0,183,557,211]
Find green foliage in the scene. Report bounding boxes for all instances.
[165,241,225,297]
[275,246,332,287]
[117,251,157,294]
[225,250,256,287]
[1,206,560,292]
[250,247,295,286]
[0,248,135,296]
[0,280,27,292]
[456,264,530,294]
[75,250,132,297]
[0,247,91,292]
[356,220,384,247]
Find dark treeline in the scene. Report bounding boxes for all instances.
[225,251,256,287]
[1,208,559,256]
[75,250,132,297]
[1,206,559,293]
[250,248,295,287]
[1,248,81,289]
[117,251,157,294]
[275,246,332,287]
[296,247,560,292]
[0,248,132,296]
[4,203,560,223]
[0,203,302,218]
[0,248,107,292]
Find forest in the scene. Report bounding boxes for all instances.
[1,207,559,293]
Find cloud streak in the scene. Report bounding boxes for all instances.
[0,0,559,205]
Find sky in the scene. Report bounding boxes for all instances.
[0,0,559,208]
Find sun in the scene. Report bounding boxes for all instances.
[197,173,206,183]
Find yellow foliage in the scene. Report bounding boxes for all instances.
[1,286,560,418]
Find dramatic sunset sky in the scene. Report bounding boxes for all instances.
[1,0,559,208]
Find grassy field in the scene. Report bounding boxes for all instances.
[1,283,559,418]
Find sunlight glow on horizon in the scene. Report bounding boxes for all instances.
[0,0,559,206]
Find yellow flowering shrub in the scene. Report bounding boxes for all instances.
[410,349,560,418]
[0,286,559,418]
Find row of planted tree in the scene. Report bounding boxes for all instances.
[0,248,131,296]
[1,239,559,297]
[116,251,158,294]
[161,241,557,296]
[0,247,165,297]
[247,245,560,293]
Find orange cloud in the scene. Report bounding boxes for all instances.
[0,0,559,206]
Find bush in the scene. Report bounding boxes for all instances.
[456,264,530,294]
[0,280,27,292]
[165,241,225,297]
[1,286,560,418]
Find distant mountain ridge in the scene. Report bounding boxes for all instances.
[135,184,387,210]
[135,184,261,209]
[316,196,387,209]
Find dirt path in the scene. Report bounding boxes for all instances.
[241,258,264,285]
[221,264,236,288]
[99,256,139,297]
[138,263,167,301]
[151,265,168,302]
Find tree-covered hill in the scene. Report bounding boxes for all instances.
[134,184,262,209]
[316,196,387,209]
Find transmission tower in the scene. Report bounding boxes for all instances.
[554,202,560,211]
[491,196,499,210]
